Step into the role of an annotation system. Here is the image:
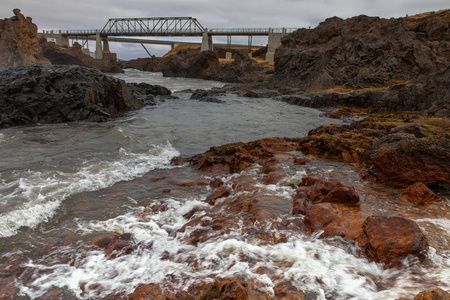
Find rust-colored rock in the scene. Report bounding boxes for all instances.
[92,233,139,257]
[369,133,450,186]
[320,182,360,206]
[361,216,429,268]
[413,288,450,300]
[0,9,50,70]
[303,203,337,231]
[399,182,445,205]
[206,186,231,205]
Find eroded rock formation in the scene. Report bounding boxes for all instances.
[0,9,50,70]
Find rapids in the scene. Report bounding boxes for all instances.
[0,69,449,299]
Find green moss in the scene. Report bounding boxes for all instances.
[201,288,222,300]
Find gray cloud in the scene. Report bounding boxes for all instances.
[1,0,448,60]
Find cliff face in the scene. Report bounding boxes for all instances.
[271,10,450,90]
[0,9,50,70]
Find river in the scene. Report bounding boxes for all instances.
[0,69,449,299]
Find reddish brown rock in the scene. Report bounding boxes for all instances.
[0,9,50,69]
[369,133,450,186]
[413,288,450,300]
[206,186,231,205]
[399,182,444,205]
[92,233,139,257]
[303,203,337,232]
[306,181,359,206]
[320,182,360,206]
[263,171,286,185]
[360,216,429,268]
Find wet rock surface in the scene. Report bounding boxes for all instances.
[361,216,429,268]
[0,64,143,128]
[369,133,450,186]
[126,82,172,105]
[0,9,50,70]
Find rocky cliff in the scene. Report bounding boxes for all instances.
[0,9,50,70]
[271,9,450,90]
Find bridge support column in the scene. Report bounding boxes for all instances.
[201,29,213,51]
[266,28,287,62]
[95,32,103,60]
[225,35,232,59]
[102,37,110,53]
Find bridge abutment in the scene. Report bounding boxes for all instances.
[266,28,287,62]
[201,30,213,51]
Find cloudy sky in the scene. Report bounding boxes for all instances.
[1,0,448,60]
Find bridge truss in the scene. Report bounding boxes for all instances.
[100,17,206,36]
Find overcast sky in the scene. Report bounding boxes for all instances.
[1,0,448,60]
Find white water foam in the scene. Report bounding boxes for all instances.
[18,189,450,299]
[0,142,180,238]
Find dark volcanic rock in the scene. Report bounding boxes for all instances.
[190,88,225,103]
[244,90,281,98]
[126,82,172,105]
[40,40,123,73]
[159,48,268,83]
[272,13,450,90]
[0,9,50,69]
[0,64,143,128]
[368,133,450,186]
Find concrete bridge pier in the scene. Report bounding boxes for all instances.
[201,29,213,51]
[225,35,232,59]
[266,28,287,62]
[95,32,103,60]
[102,37,110,53]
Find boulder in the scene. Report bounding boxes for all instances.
[0,64,143,128]
[399,182,445,205]
[0,9,50,70]
[360,216,429,268]
[92,233,139,257]
[369,133,450,186]
[413,288,450,300]
[126,82,172,105]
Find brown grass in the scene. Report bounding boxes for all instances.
[219,58,234,64]
[307,85,390,93]
[404,9,450,28]
[162,43,201,58]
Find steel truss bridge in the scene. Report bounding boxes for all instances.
[58,17,296,37]
[43,17,297,61]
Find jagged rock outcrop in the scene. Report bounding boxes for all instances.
[0,9,50,70]
[271,11,450,90]
[0,64,143,128]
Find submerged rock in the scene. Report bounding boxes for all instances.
[0,64,143,128]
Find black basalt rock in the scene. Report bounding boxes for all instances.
[0,64,143,128]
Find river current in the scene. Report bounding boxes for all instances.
[0,69,449,299]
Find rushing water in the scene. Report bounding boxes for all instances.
[0,69,449,299]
